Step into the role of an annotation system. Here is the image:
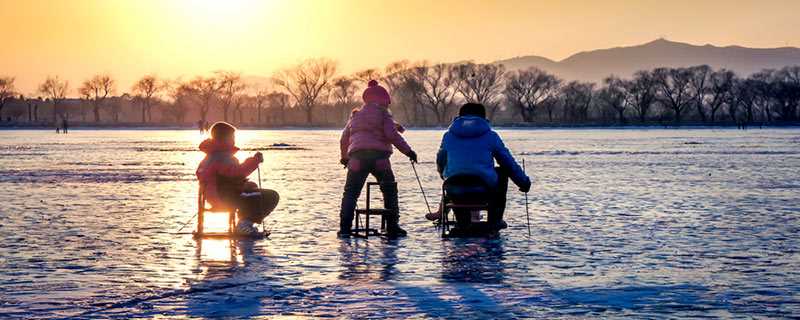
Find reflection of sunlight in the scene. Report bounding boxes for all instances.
[201,212,234,233]
[199,239,237,262]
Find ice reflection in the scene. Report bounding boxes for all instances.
[196,239,238,264]
[441,239,507,284]
[337,239,401,282]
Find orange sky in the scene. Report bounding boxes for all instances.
[1,0,799,95]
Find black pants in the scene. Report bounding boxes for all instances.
[445,167,508,228]
[339,151,399,232]
[229,189,280,224]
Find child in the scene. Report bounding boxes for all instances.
[338,80,418,239]
[196,122,280,236]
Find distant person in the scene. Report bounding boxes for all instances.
[431,103,531,234]
[196,121,280,236]
[197,120,205,133]
[62,118,69,134]
[204,121,210,132]
[338,80,418,239]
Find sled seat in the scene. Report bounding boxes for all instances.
[352,182,392,239]
[193,185,237,239]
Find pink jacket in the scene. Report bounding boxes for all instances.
[340,103,412,160]
[196,139,260,208]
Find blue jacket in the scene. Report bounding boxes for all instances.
[436,116,530,188]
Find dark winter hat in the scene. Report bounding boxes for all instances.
[362,80,391,106]
[459,103,486,119]
[210,121,236,140]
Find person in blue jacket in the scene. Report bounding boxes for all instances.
[433,103,532,232]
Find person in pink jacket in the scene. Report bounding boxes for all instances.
[196,122,280,236]
[338,80,418,238]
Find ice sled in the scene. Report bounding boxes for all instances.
[193,185,269,240]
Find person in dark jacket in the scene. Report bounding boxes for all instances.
[196,122,280,236]
[433,103,531,232]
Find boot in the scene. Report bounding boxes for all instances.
[385,225,407,239]
[337,230,352,238]
[384,213,407,239]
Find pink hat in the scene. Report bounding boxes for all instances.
[362,80,391,106]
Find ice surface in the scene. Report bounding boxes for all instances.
[0,128,798,318]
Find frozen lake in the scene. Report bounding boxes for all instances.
[1,128,798,319]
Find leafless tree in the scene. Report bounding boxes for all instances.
[266,91,290,125]
[453,63,506,120]
[654,67,694,123]
[331,76,359,122]
[216,71,246,122]
[381,60,420,124]
[39,76,69,122]
[0,76,16,120]
[749,70,776,122]
[79,74,115,122]
[771,66,800,121]
[405,63,458,126]
[187,76,222,124]
[706,69,736,122]
[273,58,337,125]
[166,82,196,123]
[254,89,269,125]
[503,67,561,122]
[625,70,658,123]
[354,68,382,84]
[231,94,248,124]
[132,75,164,123]
[561,81,595,122]
[598,76,629,124]
[688,65,712,122]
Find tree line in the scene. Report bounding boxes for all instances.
[1,60,798,127]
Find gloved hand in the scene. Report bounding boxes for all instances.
[519,177,532,193]
[407,150,418,163]
[340,158,349,168]
[254,152,264,163]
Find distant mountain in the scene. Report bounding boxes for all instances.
[494,39,800,82]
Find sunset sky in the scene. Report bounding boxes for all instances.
[1,0,799,94]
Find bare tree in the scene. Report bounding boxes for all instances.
[79,74,115,122]
[625,70,658,123]
[216,71,246,122]
[331,76,359,122]
[453,63,506,120]
[187,76,222,124]
[771,66,800,121]
[406,63,458,126]
[503,67,561,122]
[354,68,382,84]
[132,75,164,123]
[266,91,290,125]
[598,76,629,124]
[273,58,337,125]
[654,67,694,123]
[231,94,248,124]
[38,76,69,122]
[166,82,196,123]
[109,93,130,123]
[381,60,420,124]
[707,69,736,122]
[0,77,16,120]
[561,81,595,122]
[687,65,712,122]
[254,89,269,125]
